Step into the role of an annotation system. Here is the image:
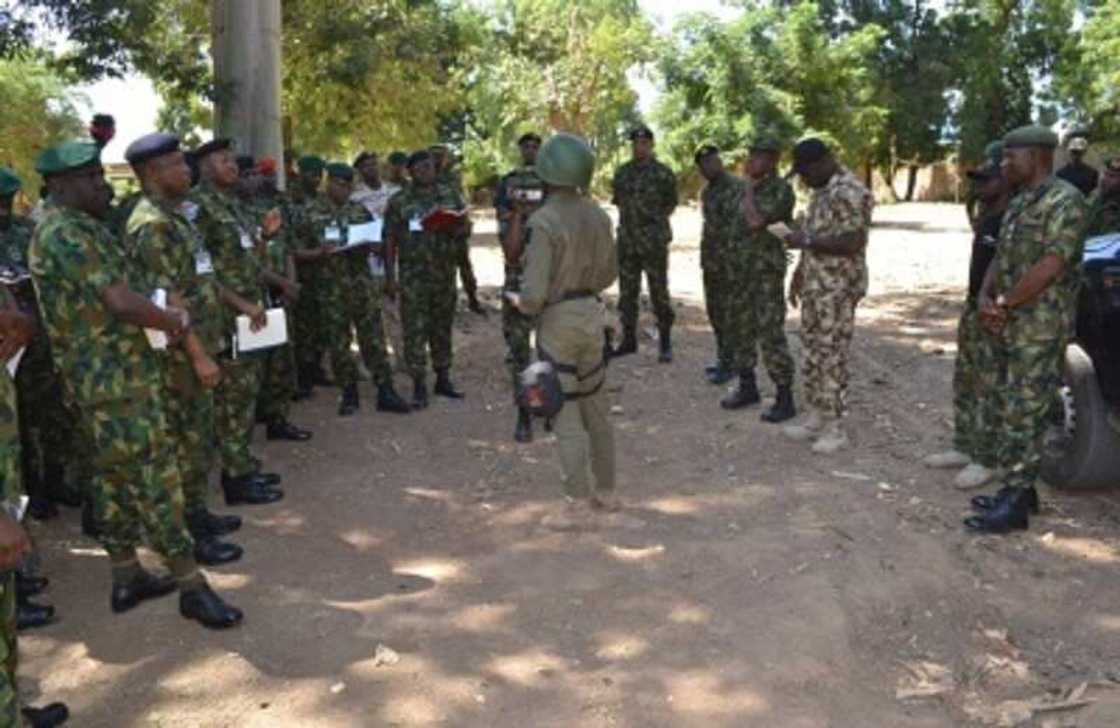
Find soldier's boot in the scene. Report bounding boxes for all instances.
[610,326,638,359]
[27,496,58,521]
[376,384,411,414]
[411,378,429,410]
[434,368,465,399]
[514,407,533,443]
[761,386,797,423]
[110,570,177,613]
[658,324,673,364]
[186,513,244,567]
[199,509,242,536]
[970,485,1040,515]
[221,472,284,506]
[338,384,360,417]
[81,496,101,540]
[26,466,58,520]
[707,365,735,385]
[21,703,69,728]
[266,417,312,441]
[963,487,1032,534]
[16,570,48,598]
[721,370,761,410]
[16,590,56,631]
[180,582,243,629]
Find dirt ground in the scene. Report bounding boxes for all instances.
[17,202,1120,727]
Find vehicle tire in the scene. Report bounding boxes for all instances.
[1042,343,1120,490]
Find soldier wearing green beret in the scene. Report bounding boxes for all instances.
[1084,156,1120,237]
[288,155,332,394]
[694,145,740,387]
[29,141,243,628]
[431,144,484,316]
[967,125,1089,533]
[306,163,410,416]
[386,151,409,187]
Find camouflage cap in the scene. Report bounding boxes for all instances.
[693,144,719,165]
[0,168,21,197]
[35,141,101,177]
[297,155,326,175]
[387,151,408,166]
[748,136,782,153]
[1003,125,1058,150]
[325,162,354,181]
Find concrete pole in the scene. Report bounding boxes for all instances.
[211,0,285,188]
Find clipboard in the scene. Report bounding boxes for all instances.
[333,220,383,253]
[234,308,288,356]
[422,208,468,234]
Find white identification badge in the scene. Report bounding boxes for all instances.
[325,225,342,243]
[368,255,385,277]
[409,218,423,233]
[194,248,214,275]
[239,229,254,250]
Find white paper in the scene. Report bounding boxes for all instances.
[145,289,168,351]
[324,225,342,243]
[6,346,25,378]
[767,221,794,239]
[235,308,288,353]
[347,219,383,246]
[239,230,254,250]
[408,218,423,232]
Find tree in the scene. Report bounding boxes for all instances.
[1053,1,1120,143]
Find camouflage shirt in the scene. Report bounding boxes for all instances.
[385,182,465,270]
[306,197,379,282]
[801,168,874,297]
[0,285,17,500]
[29,206,162,405]
[700,171,746,267]
[746,172,796,273]
[125,196,226,358]
[190,182,264,327]
[1083,190,1120,238]
[994,176,1088,339]
[611,158,677,243]
[0,217,34,268]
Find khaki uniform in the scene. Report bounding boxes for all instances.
[521,190,618,498]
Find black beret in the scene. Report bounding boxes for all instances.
[408,150,432,168]
[518,133,543,146]
[694,145,719,165]
[791,138,830,173]
[91,114,115,127]
[629,126,655,142]
[125,132,181,166]
[194,138,233,160]
[353,151,377,167]
[235,155,256,173]
[388,151,408,166]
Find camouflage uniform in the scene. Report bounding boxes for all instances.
[611,158,677,331]
[438,169,479,302]
[353,181,406,370]
[733,173,796,386]
[0,285,21,725]
[699,171,741,371]
[190,182,265,480]
[798,168,874,418]
[124,196,225,520]
[1083,189,1120,237]
[29,206,194,560]
[988,177,1087,484]
[385,182,464,380]
[495,166,544,398]
[287,188,330,377]
[254,192,298,423]
[306,197,394,390]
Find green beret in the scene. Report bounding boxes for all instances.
[1003,125,1058,150]
[35,141,101,177]
[0,168,21,197]
[297,155,325,175]
[983,141,1004,167]
[387,151,408,166]
[749,136,782,153]
[325,162,354,181]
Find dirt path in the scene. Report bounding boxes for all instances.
[18,203,1120,727]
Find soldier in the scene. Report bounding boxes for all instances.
[925,144,1011,490]
[1055,133,1099,197]
[384,150,467,408]
[967,126,1088,533]
[495,132,544,443]
[288,155,332,394]
[122,133,248,569]
[386,151,409,187]
[779,138,874,454]
[610,126,677,362]
[431,144,484,316]
[306,162,410,416]
[29,140,242,628]
[732,137,798,422]
[507,133,619,526]
[191,138,291,507]
[1084,156,1120,236]
[695,145,739,386]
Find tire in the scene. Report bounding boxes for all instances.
[1041,343,1120,490]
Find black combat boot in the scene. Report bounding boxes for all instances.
[21,702,69,728]
[434,368,464,399]
[221,472,284,506]
[199,508,242,536]
[377,384,411,414]
[81,496,101,540]
[266,417,312,441]
[110,570,177,613]
[16,592,55,631]
[338,384,360,416]
[514,407,533,443]
[963,487,1032,534]
[180,583,243,629]
[611,325,638,359]
[707,364,734,385]
[16,571,48,598]
[412,377,429,410]
[970,485,1040,515]
[761,385,797,423]
[721,370,761,410]
[658,324,673,364]
[186,513,244,566]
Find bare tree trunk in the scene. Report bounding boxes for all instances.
[904,164,919,202]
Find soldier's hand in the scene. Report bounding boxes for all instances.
[784,230,810,249]
[248,305,268,332]
[262,208,283,238]
[165,306,191,343]
[0,513,31,571]
[192,352,223,390]
[788,268,803,309]
[282,280,301,305]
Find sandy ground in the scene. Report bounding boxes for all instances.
[16,202,1120,727]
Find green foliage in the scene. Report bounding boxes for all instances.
[1054,1,1120,143]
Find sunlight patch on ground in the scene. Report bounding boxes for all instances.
[643,496,700,515]
[206,572,254,590]
[594,632,651,661]
[251,511,307,535]
[664,671,768,716]
[337,528,388,552]
[448,602,518,632]
[393,557,470,583]
[606,543,666,562]
[1038,533,1119,564]
[403,487,455,503]
[1092,613,1120,631]
[66,547,106,557]
[668,603,713,625]
[484,650,569,687]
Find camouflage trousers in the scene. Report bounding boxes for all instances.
[215,358,262,479]
[952,306,1000,466]
[729,261,795,387]
[81,392,194,560]
[991,321,1066,485]
[454,235,478,298]
[0,572,16,727]
[503,267,534,400]
[15,335,79,504]
[701,256,732,370]
[322,274,393,390]
[293,269,327,371]
[617,227,674,330]
[400,258,457,379]
[257,341,297,423]
[163,368,217,519]
[801,289,862,418]
[380,288,407,373]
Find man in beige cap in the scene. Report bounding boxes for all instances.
[1056,133,1099,197]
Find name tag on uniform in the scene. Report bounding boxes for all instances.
[239,229,254,250]
[409,218,423,233]
[194,248,214,275]
[325,225,342,242]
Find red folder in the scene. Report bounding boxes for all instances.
[422,208,468,234]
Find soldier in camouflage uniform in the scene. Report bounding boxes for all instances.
[779,139,874,455]
[495,133,544,442]
[1084,156,1120,237]
[122,133,246,568]
[385,150,468,409]
[695,145,739,387]
[306,163,410,416]
[288,156,332,394]
[431,145,484,316]
[967,126,1089,534]
[30,141,242,628]
[191,138,292,507]
[610,126,678,362]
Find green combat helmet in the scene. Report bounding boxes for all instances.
[536,133,595,189]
